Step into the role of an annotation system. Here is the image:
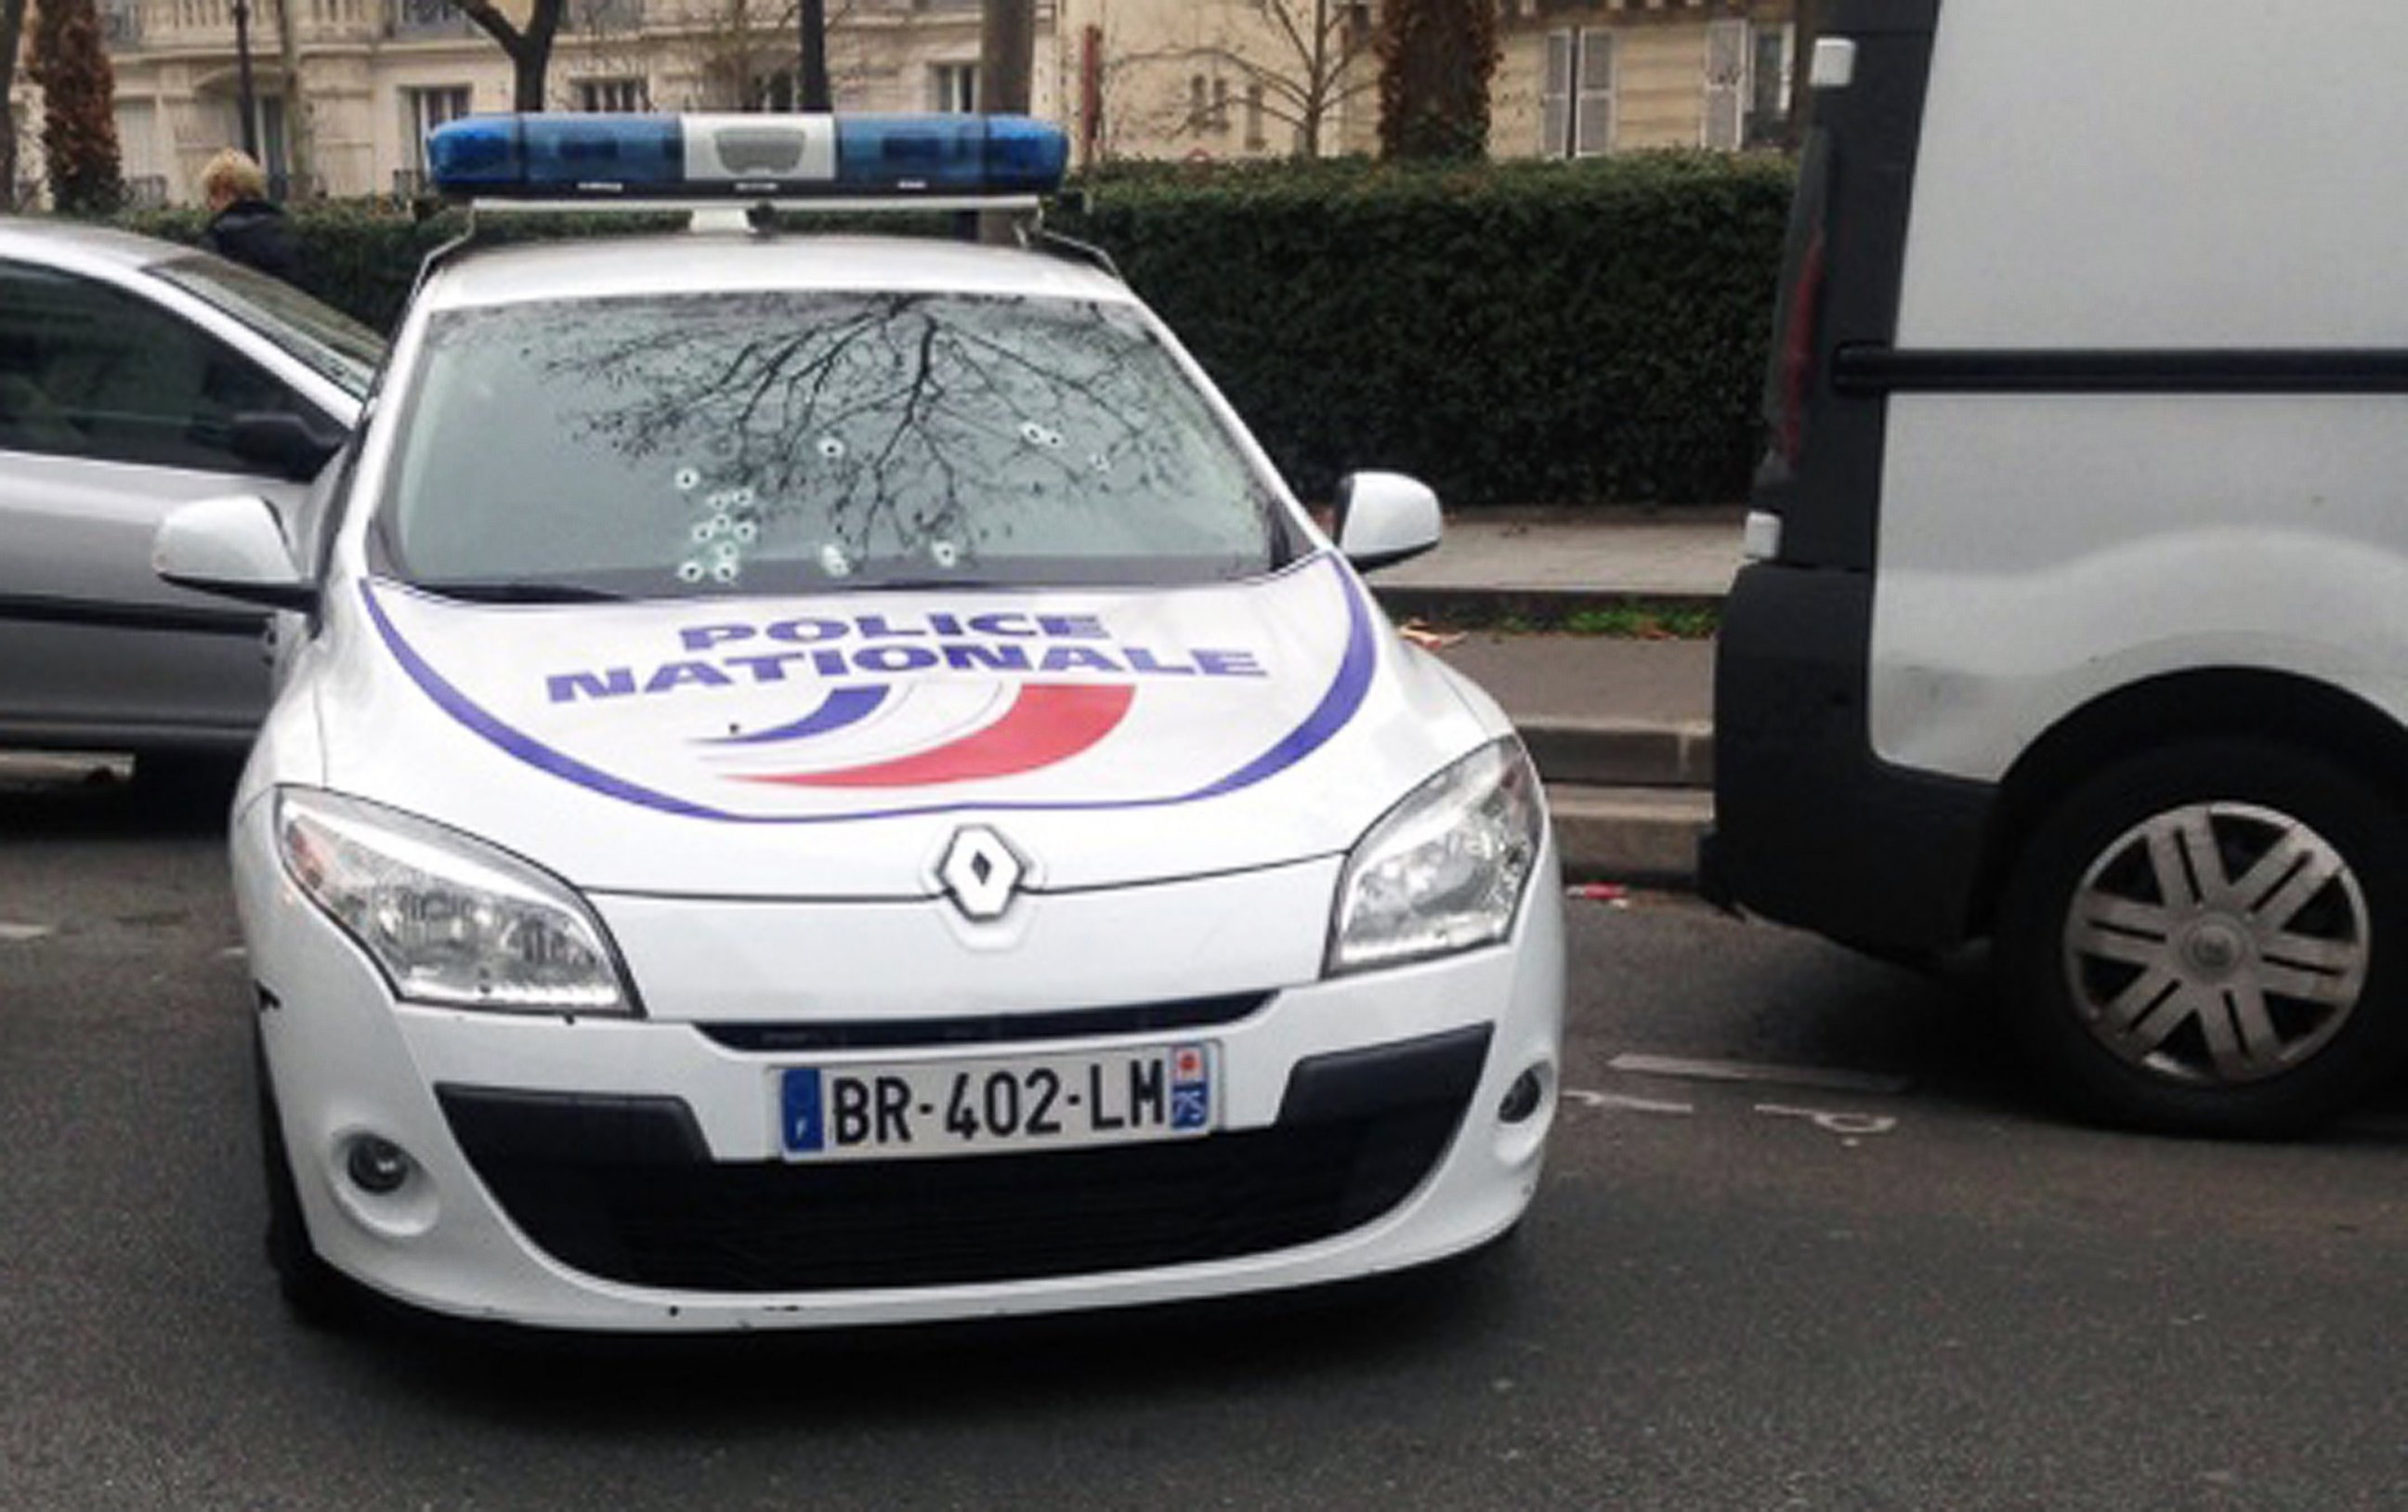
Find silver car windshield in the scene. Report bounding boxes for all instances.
[147,254,383,398]
[380,290,1297,598]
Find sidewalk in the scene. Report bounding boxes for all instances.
[1372,506,1747,619]
[1367,509,1743,886]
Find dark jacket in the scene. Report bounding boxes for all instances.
[203,198,303,283]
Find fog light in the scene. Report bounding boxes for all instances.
[1498,1066,1545,1125]
[345,1135,413,1194]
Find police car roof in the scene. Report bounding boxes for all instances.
[419,231,1132,315]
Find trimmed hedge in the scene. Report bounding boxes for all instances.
[124,152,1797,507]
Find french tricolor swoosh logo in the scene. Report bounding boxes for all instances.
[739,683,1135,789]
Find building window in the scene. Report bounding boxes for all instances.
[1708,18,1793,150]
[1245,81,1266,150]
[405,86,473,178]
[99,0,140,47]
[574,77,649,113]
[748,70,798,111]
[1542,29,1612,159]
[1747,21,1795,148]
[1187,74,1232,135]
[571,0,645,31]
[931,62,978,114]
[389,0,473,37]
[252,95,290,187]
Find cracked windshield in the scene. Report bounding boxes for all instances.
[383,289,1295,598]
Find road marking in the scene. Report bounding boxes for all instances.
[0,922,54,942]
[1564,1088,1694,1115]
[1754,1102,1899,1138]
[1608,1052,1911,1097]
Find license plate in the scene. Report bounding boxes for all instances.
[779,1043,1216,1161]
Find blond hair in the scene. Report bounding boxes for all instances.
[201,148,268,203]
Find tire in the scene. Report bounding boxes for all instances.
[1997,737,2408,1138]
[256,1033,360,1328]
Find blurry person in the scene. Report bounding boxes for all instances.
[200,149,302,283]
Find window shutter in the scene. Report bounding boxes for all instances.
[1706,19,1745,150]
[1542,31,1573,157]
[1575,29,1614,157]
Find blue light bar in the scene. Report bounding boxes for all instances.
[426,113,1069,202]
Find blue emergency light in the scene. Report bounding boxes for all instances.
[425,112,1069,202]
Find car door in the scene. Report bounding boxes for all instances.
[0,255,323,752]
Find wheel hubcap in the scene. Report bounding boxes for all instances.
[2062,802,2369,1086]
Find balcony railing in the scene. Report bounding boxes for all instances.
[126,0,382,47]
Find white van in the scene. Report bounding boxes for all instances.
[1703,0,2408,1136]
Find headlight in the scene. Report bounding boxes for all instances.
[276,789,633,1013]
[1328,736,1545,974]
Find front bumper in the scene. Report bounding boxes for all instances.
[232,805,1564,1332]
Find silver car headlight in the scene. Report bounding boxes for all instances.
[1328,736,1545,974]
[275,789,633,1014]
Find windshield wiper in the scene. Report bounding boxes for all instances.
[413,579,629,605]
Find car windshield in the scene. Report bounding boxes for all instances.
[147,254,384,399]
[380,289,1298,597]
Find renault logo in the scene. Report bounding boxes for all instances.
[939,827,1024,921]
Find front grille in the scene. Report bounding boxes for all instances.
[438,1028,1486,1294]
[450,1108,1462,1293]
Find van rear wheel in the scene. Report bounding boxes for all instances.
[1998,739,2408,1137]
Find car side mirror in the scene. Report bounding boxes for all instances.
[154,494,319,612]
[231,410,347,483]
[1332,471,1443,572]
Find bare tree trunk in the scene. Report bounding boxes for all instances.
[0,0,26,210]
[976,0,1034,241]
[452,0,566,111]
[269,0,312,193]
[798,0,828,109]
[1300,0,1328,155]
[979,0,1033,112]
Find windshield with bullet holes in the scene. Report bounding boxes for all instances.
[376,289,1301,601]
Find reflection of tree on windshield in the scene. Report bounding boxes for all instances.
[440,291,1249,580]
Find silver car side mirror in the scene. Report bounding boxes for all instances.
[154,494,318,613]
[1333,471,1443,572]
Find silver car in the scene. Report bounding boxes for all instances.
[0,220,377,764]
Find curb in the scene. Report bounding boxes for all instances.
[1519,717,1713,790]
[1548,785,1711,886]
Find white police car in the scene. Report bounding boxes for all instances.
[154,113,1563,1331]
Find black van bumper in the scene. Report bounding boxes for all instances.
[1704,561,1996,957]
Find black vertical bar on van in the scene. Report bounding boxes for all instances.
[1708,0,1994,958]
[1758,0,1938,572]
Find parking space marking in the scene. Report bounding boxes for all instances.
[0,922,55,942]
[1608,1052,1912,1097]
[1754,1102,1900,1138]
[1564,1088,1695,1116]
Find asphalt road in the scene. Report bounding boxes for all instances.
[5,769,2407,1510]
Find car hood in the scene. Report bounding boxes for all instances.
[312,554,1507,897]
